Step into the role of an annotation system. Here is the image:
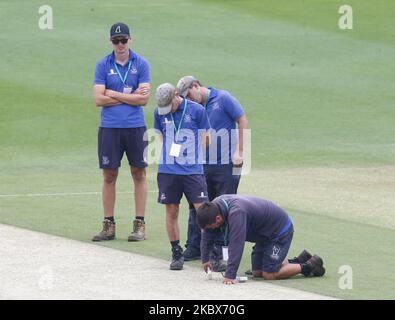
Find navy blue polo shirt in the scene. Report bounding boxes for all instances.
[154,98,211,175]
[204,87,244,164]
[93,49,150,128]
[201,195,292,279]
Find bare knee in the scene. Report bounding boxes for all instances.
[131,167,146,182]
[262,272,278,280]
[103,169,118,185]
[166,205,179,220]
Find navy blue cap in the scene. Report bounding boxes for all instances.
[110,22,130,39]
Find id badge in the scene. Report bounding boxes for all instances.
[169,143,181,157]
[123,87,132,94]
[222,246,229,261]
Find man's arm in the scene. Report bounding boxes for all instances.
[233,114,248,166]
[200,130,211,149]
[105,83,151,107]
[224,211,247,281]
[156,131,163,143]
[93,84,121,107]
[198,107,212,149]
[201,229,218,264]
[153,111,163,143]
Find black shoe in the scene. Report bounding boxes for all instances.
[289,249,313,264]
[183,246,201,261]
[245,269,253,276]
[211,258,227,272]
[305,255,326,277]
[297,250,313,263]
[170,246,184,270]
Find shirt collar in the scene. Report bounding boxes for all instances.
[111,49,136,64]
[178,98,186,111]
[205,87,218,107]
[214,196,229,220]
[207,87,218,100]
[169,98,185,117]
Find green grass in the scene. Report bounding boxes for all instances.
[0,0,394,299]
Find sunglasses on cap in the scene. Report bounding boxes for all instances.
[111,37,128,45]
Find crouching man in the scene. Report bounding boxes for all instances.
[196,195,325,284]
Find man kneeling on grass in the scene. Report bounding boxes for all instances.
[197,195,325,284]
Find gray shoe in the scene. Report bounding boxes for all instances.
[92,220,115,241]
[170,246,184,270]
[128,219,145,241]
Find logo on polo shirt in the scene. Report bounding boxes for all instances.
[212,102,220,110]
[184,114,192,123]
[108,69,116,76]
[130,66,137,74]
[163,118,171,125]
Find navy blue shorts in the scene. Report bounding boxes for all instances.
[157,173,208,205]
[251,226,294,273]
[204,164,236,201]
[98,127,148,169]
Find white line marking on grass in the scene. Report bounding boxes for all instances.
[0,191,157,198]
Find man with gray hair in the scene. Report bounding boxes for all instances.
[153,83,211,270]
[176,76,248,267]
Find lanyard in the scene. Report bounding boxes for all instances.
[221,223,229,246]
[113,61,132,86]
[220,199,229,246]
[170,99,187,141]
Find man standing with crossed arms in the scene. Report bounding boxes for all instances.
[92,22,150,242]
